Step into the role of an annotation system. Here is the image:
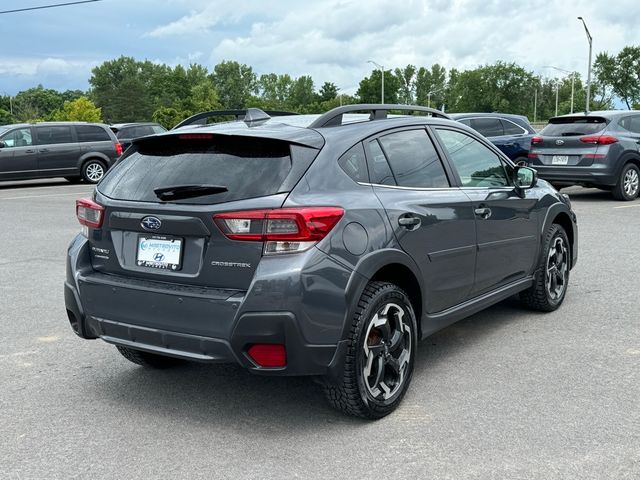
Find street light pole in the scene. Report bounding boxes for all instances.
[367,60,384,104]
[555,81,559,117]
[534,89,537,123]
[578,16,593,113]
[543,65,576,114]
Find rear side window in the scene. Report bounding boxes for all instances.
[436,128,509,188]
[36,126,73,144]
[98,136,295,204]
[501,119,525,135]
[541,117,607,136]
[378,129,449,188]
[367,140,395,185]
[151,125,166,134]
[618,115,640,134]
[469,118,504,137]
[75,125,111,142]
[338,143,368,183]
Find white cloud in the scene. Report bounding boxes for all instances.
[0,57,91,76]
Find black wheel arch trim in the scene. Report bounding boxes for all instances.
[540,202,578,270]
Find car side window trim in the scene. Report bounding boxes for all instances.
[363,126,454,190]
[430,126,515,188]
[461,116,528,136]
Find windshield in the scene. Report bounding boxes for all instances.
[540,117,607,136]
[98,136,293,205]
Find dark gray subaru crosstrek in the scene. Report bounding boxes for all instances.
[65,105,578,418]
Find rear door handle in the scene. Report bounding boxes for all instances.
[398,215,421,229]
[474,207,492,219]
[25,149,36,154]
[39,148,49,153]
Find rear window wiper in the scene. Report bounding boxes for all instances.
[154,184,228,201]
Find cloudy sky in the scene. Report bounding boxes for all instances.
[0,0,638,95]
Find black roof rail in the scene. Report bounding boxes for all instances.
[172,108,299,130]
[308,104,451,128]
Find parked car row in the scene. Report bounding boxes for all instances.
[0,121,166,184]
[2,112,639,201]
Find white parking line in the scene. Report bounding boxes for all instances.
[0,191,92,201]
[613,203,640,209]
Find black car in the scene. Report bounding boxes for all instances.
[528,111,640,200]
[450,113,536,164]
[110,122,167,151]
[0,122,121,183]
[65,105,577,418]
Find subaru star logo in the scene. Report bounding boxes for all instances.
[153,253,165,262]
[141,216,161,230]
[556,139,565,146]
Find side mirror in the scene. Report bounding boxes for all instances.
[514,166,537,190]
[0,141,5,148]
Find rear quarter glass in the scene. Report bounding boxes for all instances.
[98,136,301,205]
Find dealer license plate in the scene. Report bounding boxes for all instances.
[136,235,183,271]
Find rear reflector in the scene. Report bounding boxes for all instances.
[76,198,104,228]
[580,135,618,145]
[528,153,539,159]
[115,142,123,156]
[247,344,286,368]
[583,153,606,159]
[531,136,543,145]
[214,207,344,254]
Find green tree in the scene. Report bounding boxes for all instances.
[12,85,65,121]
[90,56,155,122]
[357,69,401,103]
[318,82,338,102]
[415,64,447,108]
[211,60,257,108]
[152,106,187,129]
[394,65,417,104]
[288,75,315,111]
[594,47,640,109]
[258,73,293,108]
[50,96,102,122]
[0,108,13,125]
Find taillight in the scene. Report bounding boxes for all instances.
[247,344,286,368]
[580,135,618,145]
[115,142,123,156]
[214,207,344,254]
[76,198,104,229]
[531,136,543,145]
[527,153,539,159]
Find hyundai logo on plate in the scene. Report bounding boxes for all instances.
[153,253,165,262]
[141,216,162,230]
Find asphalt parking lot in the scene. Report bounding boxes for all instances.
[0,179,639,479]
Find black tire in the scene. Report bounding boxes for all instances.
[514,157,528,167]
[81,159,107,184]
[323,281,417,419]
[116,345,184,368]
[520,224,570,312]
[612,163,640,201]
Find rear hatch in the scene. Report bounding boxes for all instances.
[530,116,612,166]
[87,133,320,291]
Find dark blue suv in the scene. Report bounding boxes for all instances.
[450,113,536,165]
[65,105,577,418]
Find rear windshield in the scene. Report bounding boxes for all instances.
[98,136,293,204]
[540,117,607,136]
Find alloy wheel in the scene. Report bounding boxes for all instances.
[361,302,412,401]
[86,163,105,182]
[546,236,568,301]
[623,168,639,198]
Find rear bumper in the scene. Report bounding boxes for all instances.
[64,235,349,376]
[531,164,618,187]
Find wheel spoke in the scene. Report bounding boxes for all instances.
[388,330,404,352]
